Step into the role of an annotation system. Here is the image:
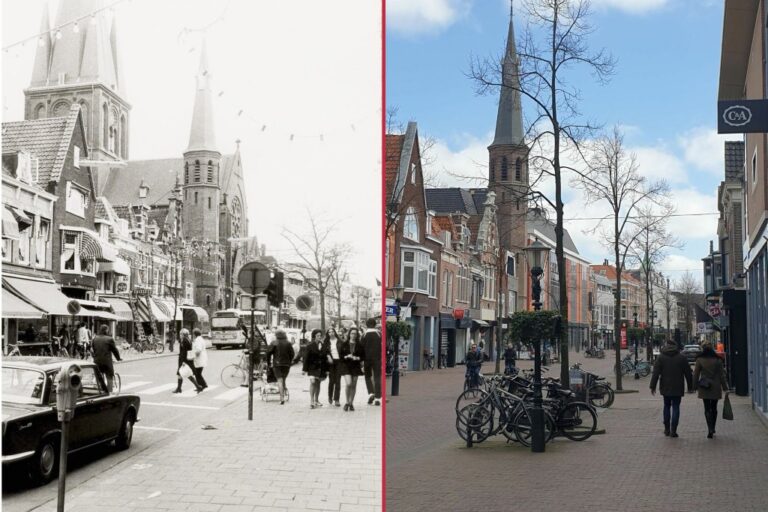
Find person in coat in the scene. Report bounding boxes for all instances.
[191,328,208,392]
[503,342,517,375]
[91,324,122,391]
[267,329,296,404]
[325,328,344,407]
[303,329,327,409]
[174,328,201,393]
[362,318,382,406]
[650,341,693,437]
[693,341,730,438]
[340,328,365,411]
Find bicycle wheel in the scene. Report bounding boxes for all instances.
[153,341,165,354]
[455,388,488,414]
[638,363,651,377]
[221,364,246,388]
[513,408,556,447]
[558,402,597,441]
[456,404,492,444]
[112,373,122,394]
[587,384,614,408]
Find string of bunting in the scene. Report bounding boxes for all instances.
[2,0,130,52]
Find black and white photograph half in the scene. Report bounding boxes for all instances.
[1,1,382,511]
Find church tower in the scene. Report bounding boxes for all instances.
[25,0,130,189]
[182,39,222,314]
[488,4,529,310]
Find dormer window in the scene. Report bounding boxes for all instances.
[139,185,149,198]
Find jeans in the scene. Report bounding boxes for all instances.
[364,360,382,399]
[505,362,516,375]
[663,395,681,431]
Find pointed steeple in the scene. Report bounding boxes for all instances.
[186,38,218,153]
[491,2,524,147]
[110,13,126,95]
[30,2,52,87]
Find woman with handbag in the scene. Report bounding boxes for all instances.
[339,328,365,411]
[303,329,327,409]
[173,328,201,393]
[693,341,729,438]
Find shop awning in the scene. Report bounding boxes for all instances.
[472,319,490,328]
[2,206,20,240]
[2,287,45,318]
[153,298,184,321]
[8,207,32,231]
[101,298,134,321]
[181,305,210,323]
[98,258,130,276]
[147,298,171,322]
[77,309,121,321]
[60,225,117,262]
[2,276,73,316]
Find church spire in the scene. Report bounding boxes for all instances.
[30,2,52,87]
[490,2,524,147]
[186,38,218,153]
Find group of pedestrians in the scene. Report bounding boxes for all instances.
[650,340,730,438]
[301,318,382,411]
[174,328,209,394]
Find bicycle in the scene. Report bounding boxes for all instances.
[5,344,22,357]
[110,372,122,394]
[422,351,435,370]
[50,336,70,358]
[221,351,267,388]
[440,353,447,368]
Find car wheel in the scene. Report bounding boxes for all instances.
[115,412,135,450]
[30,437,59,485]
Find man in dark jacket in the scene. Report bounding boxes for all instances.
[650,341,693,437]
[267,330,296,404]
[91,324,122,392]
[362,318,382,406]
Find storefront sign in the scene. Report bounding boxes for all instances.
[116,282,128,293]
[385,305,399,317]
[717,99,768,133]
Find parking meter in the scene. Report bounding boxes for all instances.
[55,364,81,422]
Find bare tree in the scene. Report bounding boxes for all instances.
[627,205,681,359]
[281,212,347,331]
[468,0,616,385]
[328,251,350,327]
[674,271,703,342]
[571,127,670,390]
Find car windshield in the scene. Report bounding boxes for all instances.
[2,367,46,405]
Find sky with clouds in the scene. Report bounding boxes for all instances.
[2,0,381,287]
[387,0,738,288]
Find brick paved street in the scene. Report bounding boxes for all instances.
[20,371,382,512]
[385,350,768,512]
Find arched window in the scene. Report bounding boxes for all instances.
[231,196,242,237]
[102,103,109,148]
[78,101,89,138]
[34,103,46,119]
[206,294,211,306]
[194,160,201,182]
[120,115,127,158]
[403,207,419,241]
[52,100,70,117]
[501,156,508,181]
[207,160,214,182]
[489,161,495,182]
[194,191,198,204]
[184,162,189,184]
[515,157,522,181]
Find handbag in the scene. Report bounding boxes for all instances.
[722,393,734,421]
[697,376,712,389]
[178,362,193,379]
[186,350,195,361]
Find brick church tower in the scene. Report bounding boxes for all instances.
[24,0,129,193]
[182,39,223,314]
[488,6,529,311]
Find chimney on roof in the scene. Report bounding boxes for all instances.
[603,259,608,266]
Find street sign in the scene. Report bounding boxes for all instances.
[295,294,313,311]
[66,300,81,316]
[717,99,768,133]
[237,261,271,292]
[708,304,721,318]
[385,305,399,317]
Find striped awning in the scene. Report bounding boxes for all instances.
[2,206,20,240]
[60,226,117,262]
[134,297,171,323]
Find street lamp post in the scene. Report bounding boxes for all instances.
[391,284,405,397]
[523,239,551,453]
[633,310,639,380]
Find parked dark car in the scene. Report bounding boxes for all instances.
[2,357,140,484]
[682,344,702,363]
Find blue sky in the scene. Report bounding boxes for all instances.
[387,0,737,287]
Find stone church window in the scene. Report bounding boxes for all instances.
[102,103,109,148]
[501,156,508,181]
[489,161,495,182]
[120,115,127,159]
[194,160,201,182]
[515,158,522,181]
[34,103,45,119]
[184,163,189,184]
[207,161,214,182]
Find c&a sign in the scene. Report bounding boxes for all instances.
[718,99,768,134]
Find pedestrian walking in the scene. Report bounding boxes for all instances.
[303,329,327,409]
[267,329,295,405]
[693,341,730,438]
[465,342,482,388]
[174,328,201,393]
[503,342,517,375]
[650,341,693,437]
[75,322,92,359]
[191,328,208,393]
[362,318,382,406]
[91,325,122,392]
[340,327,365,411]
[326,328,343,407]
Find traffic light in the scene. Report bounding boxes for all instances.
[265,270,284,308]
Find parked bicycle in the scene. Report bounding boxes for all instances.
[422,350,435,370]
[124,337,165,355]
[615,353,651,377]
[570,362,615,408]
[221,350,267,388]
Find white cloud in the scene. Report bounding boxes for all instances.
[632,146,689,185]
[658,254,705,289]
[423,132,490,187]
[590,0,668,14]
[387,0,473,35]
[678,126,742,176]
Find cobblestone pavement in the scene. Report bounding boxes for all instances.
[385,350,768,512]
[28,371,382,512]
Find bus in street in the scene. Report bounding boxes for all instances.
[210,309,266,349]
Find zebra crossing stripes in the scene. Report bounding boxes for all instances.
[213,386,248,401]
[138,383,178,395]
[119,380,152,391]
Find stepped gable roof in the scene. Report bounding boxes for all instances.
[590,264,642,286]
[1,105,82,185]
[147,208,168,229]
[102,154,236,207]
[425,188,480,215]
[385,134,404,196]
[527,210,578,254]
[724,141,744,183]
